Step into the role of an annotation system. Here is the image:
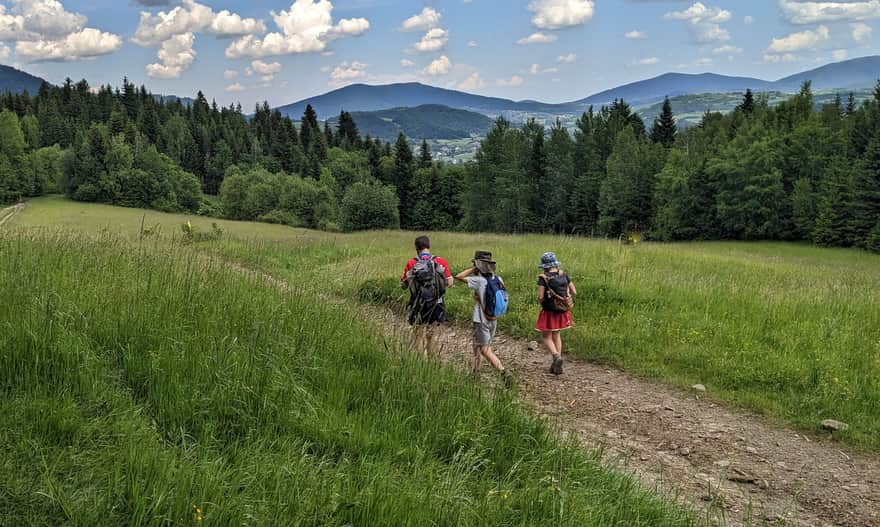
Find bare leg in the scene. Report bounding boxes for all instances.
[542,331,559,358]
[480,345,505,372]
[552,331,563,357]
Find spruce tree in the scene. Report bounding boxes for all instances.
[851,130,880,247]
[846,92,857,115]
[393,133,415,228]
[813,159,855,246]
[739,89,755,115]
[418,139,432,169]
[650,97,676,147]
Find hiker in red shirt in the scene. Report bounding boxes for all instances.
[401,235,454,354]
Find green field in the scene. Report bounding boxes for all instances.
[13,197,880,452]
[2,197,695,525]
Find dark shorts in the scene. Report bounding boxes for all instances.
[408,302,448,326]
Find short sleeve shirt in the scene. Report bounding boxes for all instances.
[467,275,503,323]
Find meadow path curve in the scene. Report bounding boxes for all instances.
[229,260,880,527]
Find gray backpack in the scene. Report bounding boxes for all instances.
[407,257,447,307]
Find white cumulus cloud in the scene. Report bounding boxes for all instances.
[497,74,524,86]
[458,72,484,90]
[132,0,263,46]
[852,22,873,40]
[413,27,448,52]
[4,1,122,62]
[768,25,830,53]
[424,54,452,75]
[557,52,576,62]
[833,48,848,60]
[637,57,659,65]
[625,30,646,39]
[528,0,594,29]
[226,0,369,59]
[330,60,367,85]
[400,7,440,32]
[779,0,880,24]
[223,69,238,79]
[225,82,245,92]
[517,32,558,44]
[251,59,282,74]
[400,58,415,67]
[145,32,195,78]
[664,2,732,42]
[16,27,122,62]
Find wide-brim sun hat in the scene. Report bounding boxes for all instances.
[539,252,561,269]
[473,250,496,273]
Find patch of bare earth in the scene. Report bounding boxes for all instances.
[230,261,880,527]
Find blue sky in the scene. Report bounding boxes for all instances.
[3,1,880,109]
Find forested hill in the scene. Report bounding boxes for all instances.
[0,65,46,94]
[274,82,582,119]
[326,105,493,141]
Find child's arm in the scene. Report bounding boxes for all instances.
[568,280,577,296]
[455,267,477,283]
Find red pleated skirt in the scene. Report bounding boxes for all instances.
[535,309,573,332]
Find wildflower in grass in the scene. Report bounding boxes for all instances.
[192,504,203,523]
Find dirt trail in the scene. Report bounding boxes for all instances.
[229,260,880,527]
[0,202,24,229]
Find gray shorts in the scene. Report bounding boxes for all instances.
[472,321,497,346]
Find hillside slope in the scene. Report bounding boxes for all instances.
[327,104,494,141]
[0,64,47,94]
[275,82,581,119]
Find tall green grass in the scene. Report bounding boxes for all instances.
[0,232,694,526]
[208,230,880,451]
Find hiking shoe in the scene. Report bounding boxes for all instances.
[550,356,564,375]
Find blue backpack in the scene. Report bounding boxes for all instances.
[482,276,509,320]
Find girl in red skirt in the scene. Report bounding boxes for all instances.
[536,252,576,375]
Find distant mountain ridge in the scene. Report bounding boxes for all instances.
[275,82,582,121]
[326,104,494,141]
[276,56,880,119]
[0,64,47,94]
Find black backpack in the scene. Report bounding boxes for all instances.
[407,257,447,307]
[541,272,573,312]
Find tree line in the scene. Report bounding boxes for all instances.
[1,77,878,251]
[462,84,880,252]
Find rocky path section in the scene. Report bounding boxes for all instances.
[228,260,880,527]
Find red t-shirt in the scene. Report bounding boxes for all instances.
[401,254,453,283]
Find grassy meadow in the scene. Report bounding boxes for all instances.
[11,197,880,452]
[1,199,696,525]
